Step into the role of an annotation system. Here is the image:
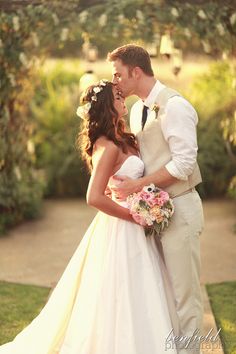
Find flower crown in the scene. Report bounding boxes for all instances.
[76,79,109,119]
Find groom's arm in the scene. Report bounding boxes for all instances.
[113,96,198,198]
[138,97,198,188]
[112,166,177,197]
[136,166,178,190]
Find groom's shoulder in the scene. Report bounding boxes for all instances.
[168,94,196,111]
[166,94,198,121]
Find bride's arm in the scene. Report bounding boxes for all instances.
[86,137,134,222]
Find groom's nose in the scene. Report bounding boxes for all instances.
[112,75,118,84]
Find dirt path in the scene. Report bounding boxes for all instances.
[200,199,236,284]
[0,198,235,287]
[0,198,235,354]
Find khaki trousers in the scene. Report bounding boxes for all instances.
[155,190,204,354]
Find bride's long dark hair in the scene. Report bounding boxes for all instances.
[76,81,139,172]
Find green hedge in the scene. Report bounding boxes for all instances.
[0,6,83,235]
[31,61,89,197]
[188,61,236,198]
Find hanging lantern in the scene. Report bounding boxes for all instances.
[146,34,161,58]
[82,33,90,59]
[79,70,99,94]
[146,43,158,58]
[87,46,98,62]
[172,48,183,76]
[81,32,98,62]
[159,33,174,59]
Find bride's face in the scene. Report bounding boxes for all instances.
[112,86,128,118]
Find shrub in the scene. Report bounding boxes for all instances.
[31,63,89,197]
[188,61,236,198]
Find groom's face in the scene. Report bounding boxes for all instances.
[111,59,136,98]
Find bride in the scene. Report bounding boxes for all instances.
[0,80,179,354]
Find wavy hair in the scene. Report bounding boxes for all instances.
[76,81,139,172]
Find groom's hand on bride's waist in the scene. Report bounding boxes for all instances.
[111,175,142,200]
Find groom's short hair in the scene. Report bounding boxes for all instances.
[107,44,154,77]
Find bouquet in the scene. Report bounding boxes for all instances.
[127,184,174,237]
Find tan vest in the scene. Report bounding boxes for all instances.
[136,87,202,198]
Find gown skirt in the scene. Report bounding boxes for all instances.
[0,210,179,354]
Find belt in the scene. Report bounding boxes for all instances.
[172,187,196,199]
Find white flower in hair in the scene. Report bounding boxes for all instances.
[76,102,91,119]
[99,79,108,86]
[93,86,102,94]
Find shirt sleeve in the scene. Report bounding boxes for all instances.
[161,96,199,181]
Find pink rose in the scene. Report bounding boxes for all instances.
[132,213,147,226]
[146,198,159,207]
[159,190,169,202]
[140,191,156,204]
[151,197,164,207]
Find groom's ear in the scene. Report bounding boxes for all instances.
[132,66,142,79]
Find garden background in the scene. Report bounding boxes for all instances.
[0,1,235,353]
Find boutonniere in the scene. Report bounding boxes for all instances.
[150,104,160,118]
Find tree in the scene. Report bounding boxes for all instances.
[1,0,236,233]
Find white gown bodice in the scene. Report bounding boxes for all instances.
[112,155,145,180]
[108,155,145,207]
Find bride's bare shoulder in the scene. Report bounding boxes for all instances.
[92,136,119,165]
[93,136,119,154]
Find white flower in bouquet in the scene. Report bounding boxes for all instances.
[143,184,156,193]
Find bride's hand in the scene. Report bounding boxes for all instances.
[104,186,112,198]
[111,175,142,200]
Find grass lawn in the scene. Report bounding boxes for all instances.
[0,280,235,353]
[206,281,236,354]
[0,281,50,345]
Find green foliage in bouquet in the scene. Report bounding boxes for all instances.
[188,61,236,198]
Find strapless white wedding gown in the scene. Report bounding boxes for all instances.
[0,156,178,354]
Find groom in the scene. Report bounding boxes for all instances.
[107,44,204,354]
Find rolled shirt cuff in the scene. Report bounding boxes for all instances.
[165,161,188,181]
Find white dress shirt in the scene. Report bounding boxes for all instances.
[130,80,199,181]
